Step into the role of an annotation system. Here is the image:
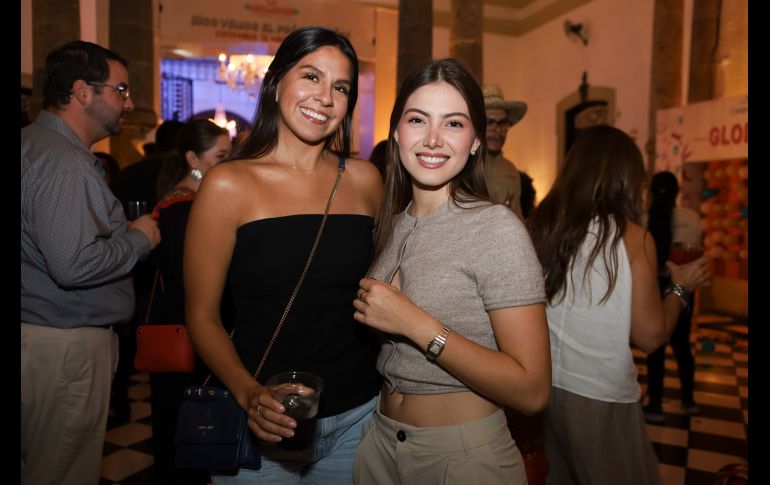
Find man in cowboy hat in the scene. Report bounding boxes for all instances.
[483,84,528,219]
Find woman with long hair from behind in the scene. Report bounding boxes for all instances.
[527,125,710,484]
[184,26,383,483]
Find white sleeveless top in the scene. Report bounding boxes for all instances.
[546,219,640,403]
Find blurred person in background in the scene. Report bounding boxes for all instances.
[528,125,710,485]
[642,171,703,423]
[148,118,232,485]
[108,118,185,425]
[482,84,527,219]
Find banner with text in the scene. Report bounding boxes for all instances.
[655,95,748,172]
[159,0,376,59]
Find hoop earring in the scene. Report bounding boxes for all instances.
[190,168,203,182]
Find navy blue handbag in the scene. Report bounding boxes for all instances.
[175,386,261,470]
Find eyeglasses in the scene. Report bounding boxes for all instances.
[88,82,130,101]
[486,118,511,130]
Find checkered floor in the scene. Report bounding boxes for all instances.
[634,315,749,485]
[100,315,749,484]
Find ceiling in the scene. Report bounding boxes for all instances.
[161,0,591,59]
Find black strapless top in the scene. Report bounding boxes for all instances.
[227,214,381,418]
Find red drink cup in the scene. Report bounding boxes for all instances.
[669,242,705,264]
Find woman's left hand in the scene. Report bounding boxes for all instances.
[353,277,439,340]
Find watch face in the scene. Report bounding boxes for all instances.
[428,342,440,354]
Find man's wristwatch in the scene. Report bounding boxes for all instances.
[664,283,690,310]
[426,326,453,361]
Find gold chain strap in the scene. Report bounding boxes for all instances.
[202,163,345,386]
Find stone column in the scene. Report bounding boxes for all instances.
[397,0,433,91]
[31,0,80,120]
[449,0,483,84]
[646,0,684,173]
[688,0,720,103]
[109,0,158,165]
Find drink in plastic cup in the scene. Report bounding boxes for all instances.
[669,242,704,265]
[265,371,324,451]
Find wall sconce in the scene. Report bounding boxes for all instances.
[564,20,589,46]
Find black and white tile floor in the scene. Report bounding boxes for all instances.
[634,314,749,485]
[100,315,749,484]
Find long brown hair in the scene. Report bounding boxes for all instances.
[527,125,645,304]
[373,59,489,260]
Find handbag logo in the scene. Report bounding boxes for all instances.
[197,425,215,435]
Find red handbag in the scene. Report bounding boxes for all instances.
[134,271,196,373]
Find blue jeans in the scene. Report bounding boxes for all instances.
[212,395,377,484]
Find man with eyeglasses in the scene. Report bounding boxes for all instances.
[482,84,528,220]
[21,41,161,485]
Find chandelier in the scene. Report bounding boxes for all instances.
[216,53,274,97]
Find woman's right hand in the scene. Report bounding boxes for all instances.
[666,255,711,291]
[244,383,298,444]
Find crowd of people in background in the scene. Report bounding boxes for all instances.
[22,29,714,485]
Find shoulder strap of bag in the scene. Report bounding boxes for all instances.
[202,157,346,385]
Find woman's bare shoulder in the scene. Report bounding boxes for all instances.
[205,158,265,186]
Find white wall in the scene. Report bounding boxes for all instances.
[431,0,655,202]
[373,7,398,145]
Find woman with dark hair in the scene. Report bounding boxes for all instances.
[527,125,710,485]
[351,59,550,485]
[643,171,703,423]
[148,118,231,484]
[184,27,383,483]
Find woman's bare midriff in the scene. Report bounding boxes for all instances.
[379,386,500,427]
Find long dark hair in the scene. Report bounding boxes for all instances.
[372,59,489,260]
[527,125,646,304]
[227,26,359,161]
[43,40,127,109]
[647,171,679,271]
[156,119,229,198]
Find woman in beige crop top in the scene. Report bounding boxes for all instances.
[351,59,551,485]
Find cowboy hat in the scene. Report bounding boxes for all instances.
[483,84,528,126]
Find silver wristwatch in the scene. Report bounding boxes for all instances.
[426,326,452,361]
[664,283,690,310]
